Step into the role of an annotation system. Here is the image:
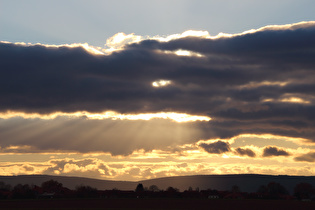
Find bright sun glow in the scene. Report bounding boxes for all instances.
[280,97,311,104]
[152,80,172,87]
[0,111,211,123]
[262,97,311,104]
[105,32,142,53]
[162,49,205,57]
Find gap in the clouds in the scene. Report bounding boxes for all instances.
[230,134,315,149]
[0,111,211,123]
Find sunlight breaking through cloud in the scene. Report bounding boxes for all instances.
[2,20,315,180]
[0,111,211,123]
[152,80,172,87]
[162,49,205,57]
[262,97,312,104]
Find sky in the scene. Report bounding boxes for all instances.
[1,0,315,181]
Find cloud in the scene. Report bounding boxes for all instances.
[2,21,315,114]
[22,165,35,172]
[105,32,143,53]
[294,152,315,162]
[43,158,115,178]
[199,141,230,154]
[235,147,256,157]
[1,21,315,155]
[1,146,315,180]
[3,155,314,180]
[262,146,290,157]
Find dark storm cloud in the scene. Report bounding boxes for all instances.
[1,22,315,114]
[235,148,256,157]
[262,146,290,157]
[199,141,230,154]
[294,152,315,162]
[1,21,315,154]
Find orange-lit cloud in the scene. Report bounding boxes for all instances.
[1,147,315,181]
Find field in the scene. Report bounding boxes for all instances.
[0,198,315,210]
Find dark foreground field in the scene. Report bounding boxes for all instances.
[0,198,315,210]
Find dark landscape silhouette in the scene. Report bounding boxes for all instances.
[2,174,315,194]
[0,174,315,209]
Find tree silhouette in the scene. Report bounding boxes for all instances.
[294,182,315,200]
[12,184,35,199]
[231,185,240,193]
[148,185,160,192]
[76,185,98,198]
[166,186,178,192]
[257,185,268,194]
[41,180,63,193]
[135,183,144,193]
[267,182,289,199]
[0,182,11,191]
[0,181,11,199]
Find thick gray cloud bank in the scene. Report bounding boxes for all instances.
[1,21,315,152]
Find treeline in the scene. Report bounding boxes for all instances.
[0,180,314,200]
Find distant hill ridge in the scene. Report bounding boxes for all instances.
[1,174,315,194]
